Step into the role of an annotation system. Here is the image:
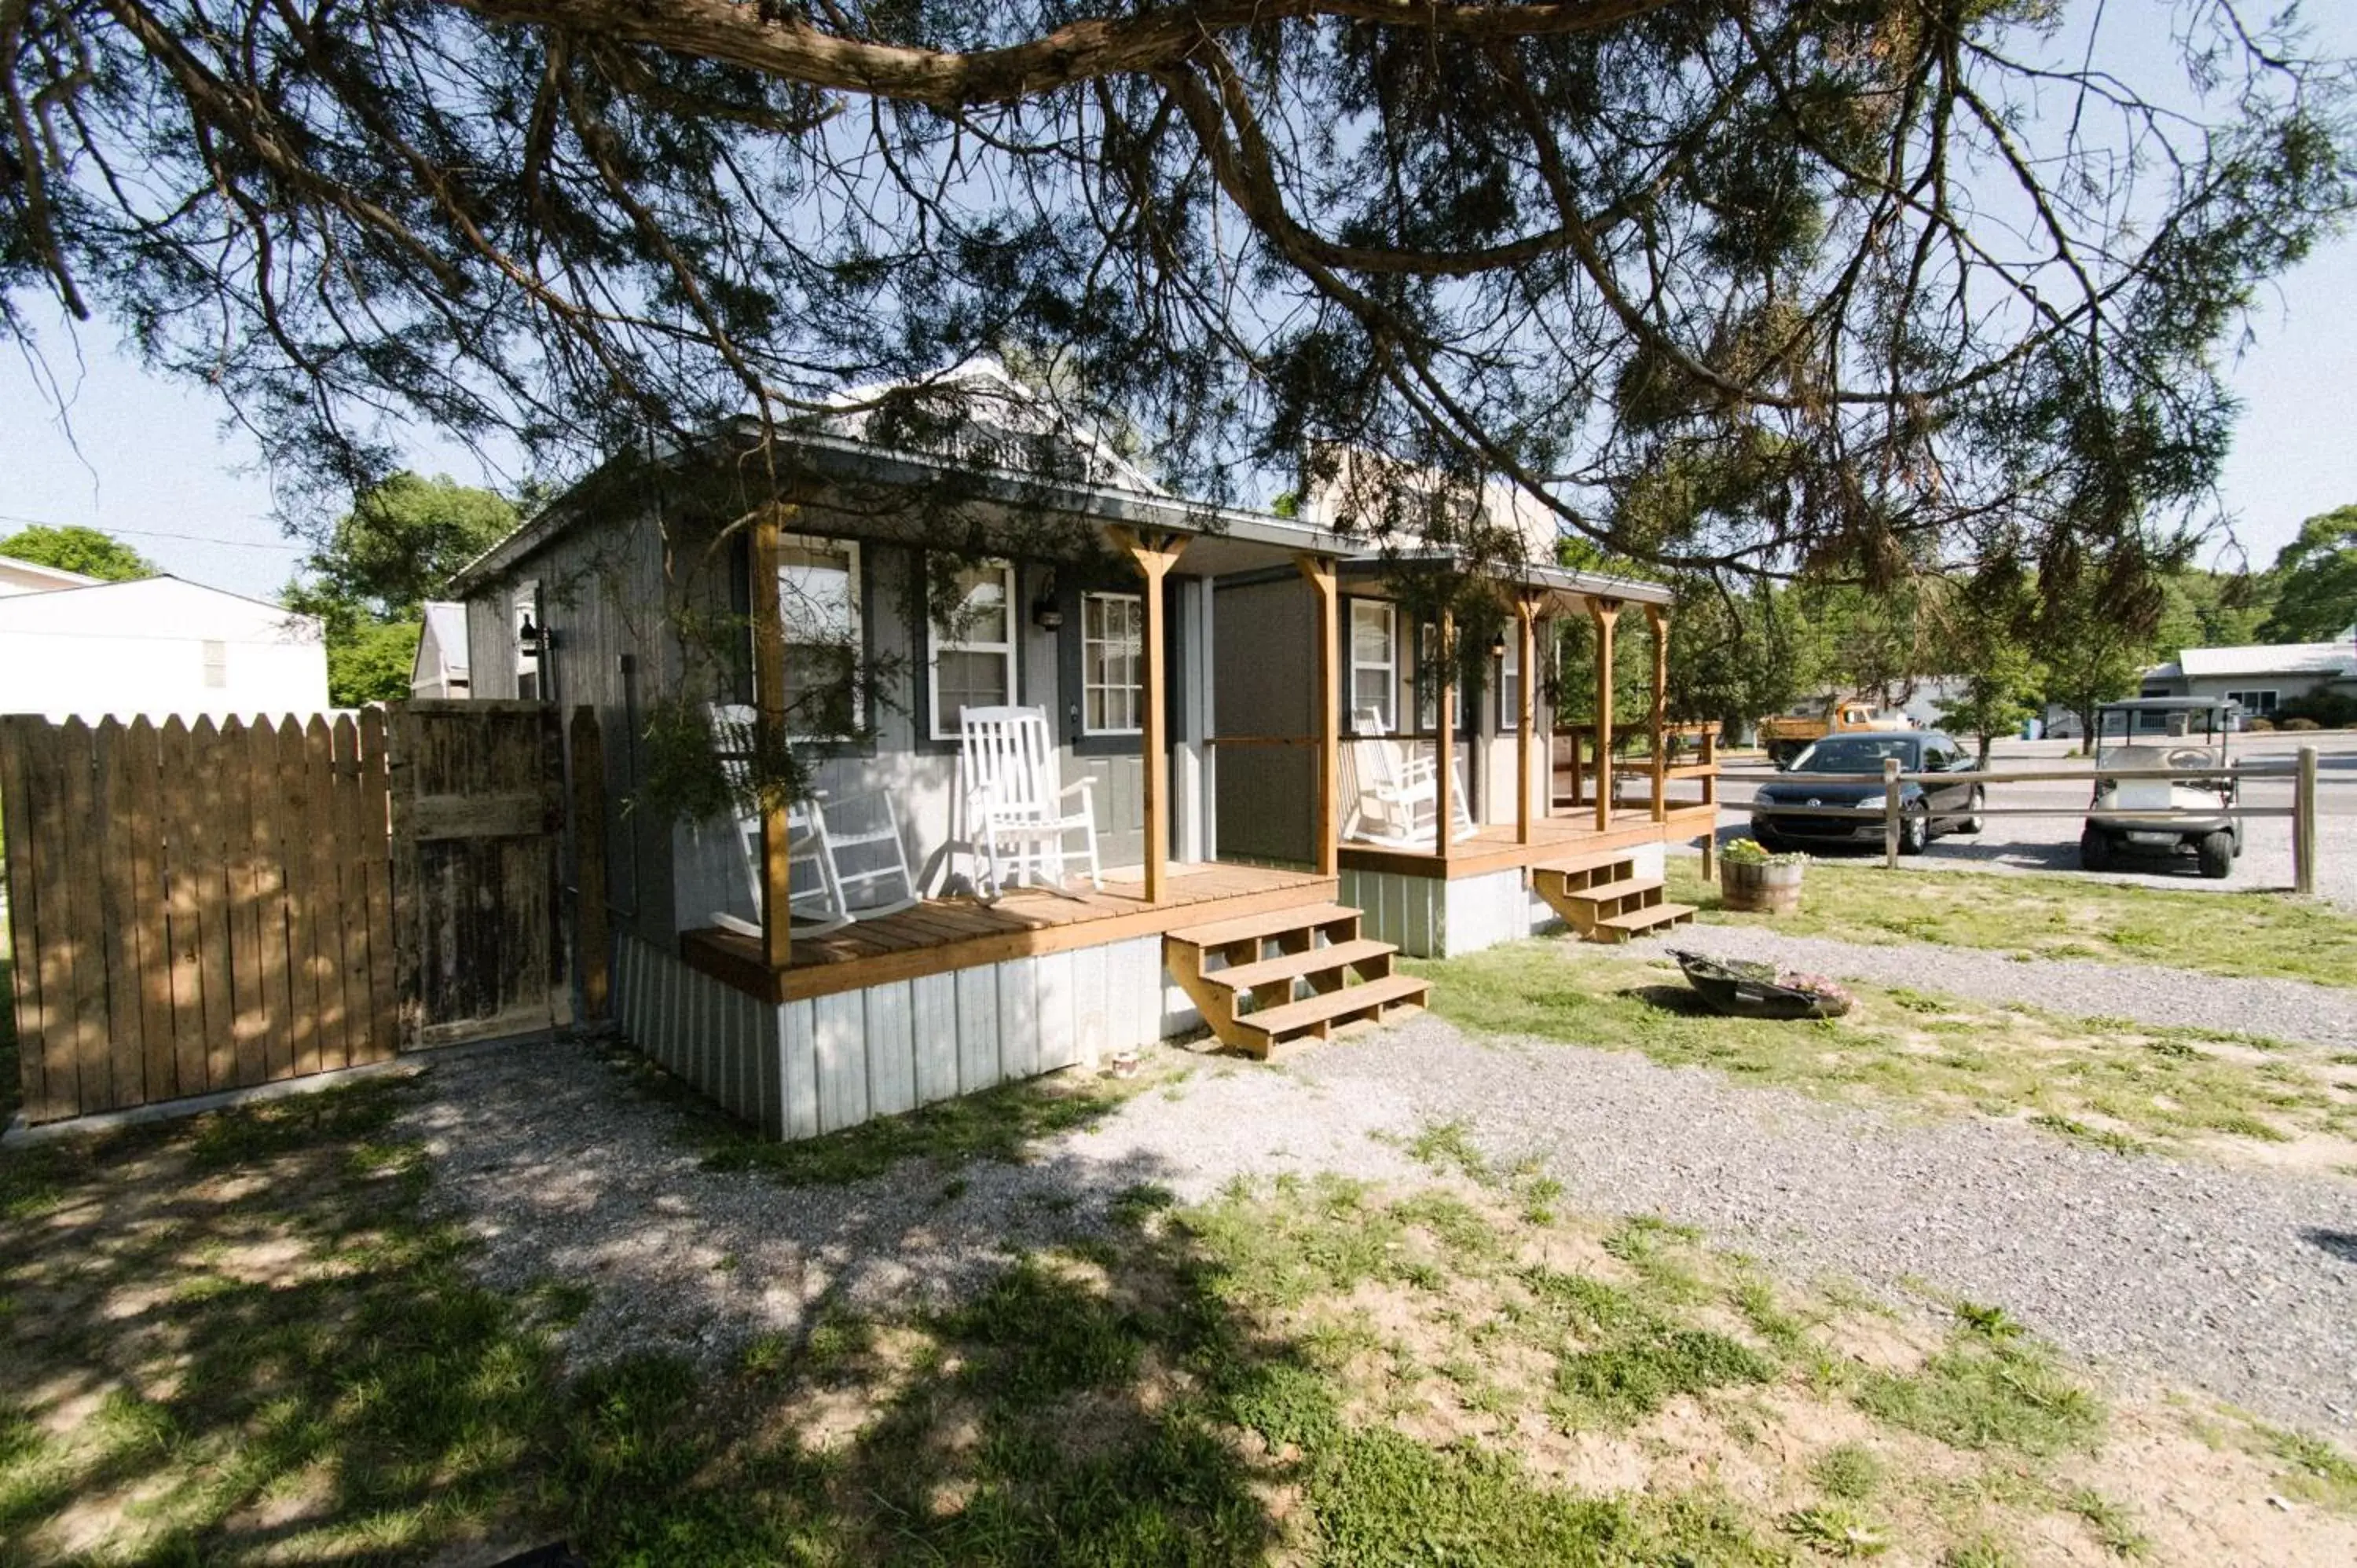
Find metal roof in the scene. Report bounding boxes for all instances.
[449,425,1671,606]
[2175,641,2355,679]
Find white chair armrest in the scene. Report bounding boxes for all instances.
[1059,778,1095,802]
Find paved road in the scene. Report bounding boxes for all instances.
[1705,732,2357,910]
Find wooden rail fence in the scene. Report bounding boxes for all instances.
[0,714,398,1125]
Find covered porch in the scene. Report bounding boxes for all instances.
[681,861,1336,1003]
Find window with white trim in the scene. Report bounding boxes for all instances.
[930,559,1017,738]
[1416,621,1439,732]
[1348,600,1396,732]
[1497,630,1522,731]
[2225,688,2278,716]
[778,534,863,735]
[1082,592,1144,735]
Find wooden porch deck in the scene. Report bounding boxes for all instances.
[680,861,1337,1003]
[1338,803,1718,880]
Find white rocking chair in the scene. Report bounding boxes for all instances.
[1342,707,1476,847]
[707,704,921,940]
[957,704,1101,898]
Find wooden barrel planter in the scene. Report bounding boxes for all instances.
[1721,859,1803,914]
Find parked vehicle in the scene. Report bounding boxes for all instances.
[2080,698,2242,879]
[1756,698,1909,766]
[1750,731,1985,855]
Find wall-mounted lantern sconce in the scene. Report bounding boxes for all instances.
[1030,573,1065,632]
[519,614,554,657]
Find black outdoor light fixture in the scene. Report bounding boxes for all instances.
[1030,573,1065,632]
[1489,628,1508,660]
[519,612,545,656]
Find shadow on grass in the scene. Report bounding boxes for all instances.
[0,1064,1358,1563]
[0,1046,1826,1566]
[598,1033,1169,1187]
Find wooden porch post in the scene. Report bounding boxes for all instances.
[1589,598,1620,833]
[1297,555,1341,877]
[1515,596,1538,844]
[750,506,795,969]
[1646,603,1670,824]
[1112,527,1189,903]
[1436,610,1457,858]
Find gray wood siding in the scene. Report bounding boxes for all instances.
[466,504,680,950]
[475,495,1222,947]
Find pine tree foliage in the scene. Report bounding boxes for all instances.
[0,0,2347,613]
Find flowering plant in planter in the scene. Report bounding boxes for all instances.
[1719,837,1808,914]
[1772,971,1854,1011]
[1720,837,1808,866]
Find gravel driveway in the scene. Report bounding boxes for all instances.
[1670,925,2357,1049]
[409,1006,2357,1440]
[1296,1016,2357,1438]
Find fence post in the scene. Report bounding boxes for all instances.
[2295,745,2319,896]
[1882,757,1901,869]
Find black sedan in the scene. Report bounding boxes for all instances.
[1749,731,1985,855]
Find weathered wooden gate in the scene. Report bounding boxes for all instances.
[387,701,571,1048]
[0,713,399,1124]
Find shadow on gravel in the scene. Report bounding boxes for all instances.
[2300,1228,2357,1264]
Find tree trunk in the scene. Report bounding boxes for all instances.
[1977,731,1993,769]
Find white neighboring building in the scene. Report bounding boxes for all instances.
[410,600,471,698]
[2139,636,2357,718]
[0,570,329,720]
[0,555,99,598]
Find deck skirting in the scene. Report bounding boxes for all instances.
[1342,839,1667,958]
[616,930,1186,1141]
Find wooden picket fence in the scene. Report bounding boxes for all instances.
[0,713,398,1125]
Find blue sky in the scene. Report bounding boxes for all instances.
[1,5,2351,603]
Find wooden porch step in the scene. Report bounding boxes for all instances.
[1205,937,1396,995]
[1168,901,1362,951]
[1229,973,1430,1050]
[1588,903,1697,943]
[1532,848,1644,880]
[1553,875,1658,907]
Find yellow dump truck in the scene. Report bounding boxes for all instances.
[1757,698,1909,767]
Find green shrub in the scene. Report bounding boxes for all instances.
[2275,689,2357,729]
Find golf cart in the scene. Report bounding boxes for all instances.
[2079,698,2242,879]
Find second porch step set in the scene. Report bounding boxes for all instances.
[1532,848,1696,943]
[1166,903,1428,1057]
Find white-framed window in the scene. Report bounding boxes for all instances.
[201,639,229,690]
[930,558,1017,738]
[1348,600,1397,732]
[1082,592,1144,735]
[1497,629,1522,732]
[1416,621,1439,732]
[778,534,863,736]
[2226,688,2278,716]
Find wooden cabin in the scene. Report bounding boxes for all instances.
[449,384,1711,1142]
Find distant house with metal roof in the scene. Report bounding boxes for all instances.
[2139,634,2357,719]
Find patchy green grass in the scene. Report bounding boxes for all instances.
[1668,859,2357,988]
[8,1058,2357,1564]
[611,1039,1168,1185]
[1409,943,2357,1167]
